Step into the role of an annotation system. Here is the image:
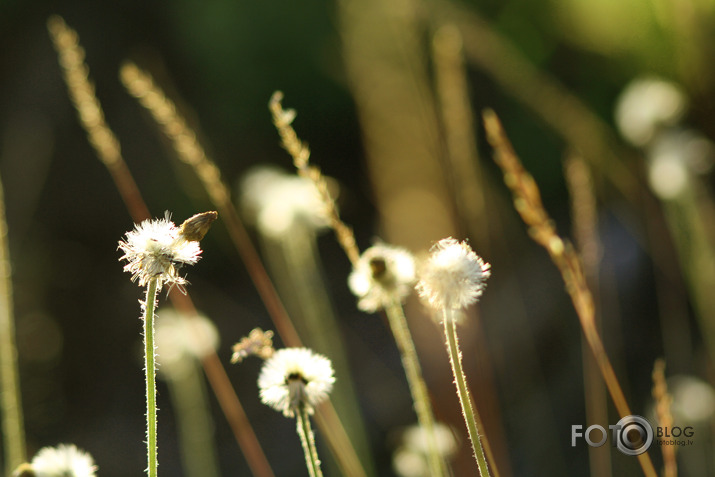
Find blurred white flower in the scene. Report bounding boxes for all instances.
[392,447,427,477]
[27,444,97,477]
[647,129,715,200]
[118,213,202,288]
[393,423,458,477]
[668,375,715,425]
[415,238,491,312]
[348,243,416,312]
[155,308,219,379]
[258,347,334,417]
[240,166,330,238]
[403,422,459,458]
[615,77,687,147]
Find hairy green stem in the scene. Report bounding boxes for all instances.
[443,308,490,476]
[144,278,159,476]
[296,405,323,477]
[0,175,25,475]
[385,300,447,476]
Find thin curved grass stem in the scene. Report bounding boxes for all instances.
[0,174,26,475]
[385,300,447,476]
[296,406,323,477]
[443,307,490,476]
[144,278,159,477]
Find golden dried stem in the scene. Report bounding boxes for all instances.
[47,15,150,222]
[0,173,26,475]
[565,155,611,477]
[119,63,303,347]
[483,109,657,477]
[432,24,489,246]
[269,91,361,268]
[436,2,639,206]
[652,359,677,477]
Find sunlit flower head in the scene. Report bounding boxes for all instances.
[614,76,687,147]
[22,444,97,477]
[416,238,491,311]
[240,166,330,238]
[348,243,416,312]
[118,213,203,288]
[258,347,334,417]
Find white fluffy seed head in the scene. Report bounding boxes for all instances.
[118,213,202,289]
[348,243,416,312]
[29,444,97,477]
[257,347,335,417]
[415,238,491,311]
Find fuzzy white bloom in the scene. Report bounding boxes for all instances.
[28,444,97,477]
[646,129,715,200]
[155,308,219,379]
[118,214,202,288]
[416,238,491,311]
[258,347,335,417]
[667,375,715,425]
[403,422,459,458]
[240,166,330,238]
[614,77,687,147]
[392,448,427,477]
[348,243,416,312]
[393,423,459,477]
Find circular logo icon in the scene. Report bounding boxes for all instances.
[614,415,653,456]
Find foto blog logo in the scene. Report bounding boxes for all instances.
[571,415,654,456]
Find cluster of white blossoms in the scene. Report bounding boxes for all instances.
[415,238,491,312]
[258,347,335,417]
[348,243,416,312]
[16,444,97,477]
[118,213,213,288]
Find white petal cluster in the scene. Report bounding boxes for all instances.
[29,444,97,477]
[258,347,335,417]
[118,214,202,288]
[415,238,491,311]
[348,244,416,312]
[240,166,329,238]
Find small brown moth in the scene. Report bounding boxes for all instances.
[179,211,218,242]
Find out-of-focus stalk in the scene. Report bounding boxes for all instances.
[0,173,26,475]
